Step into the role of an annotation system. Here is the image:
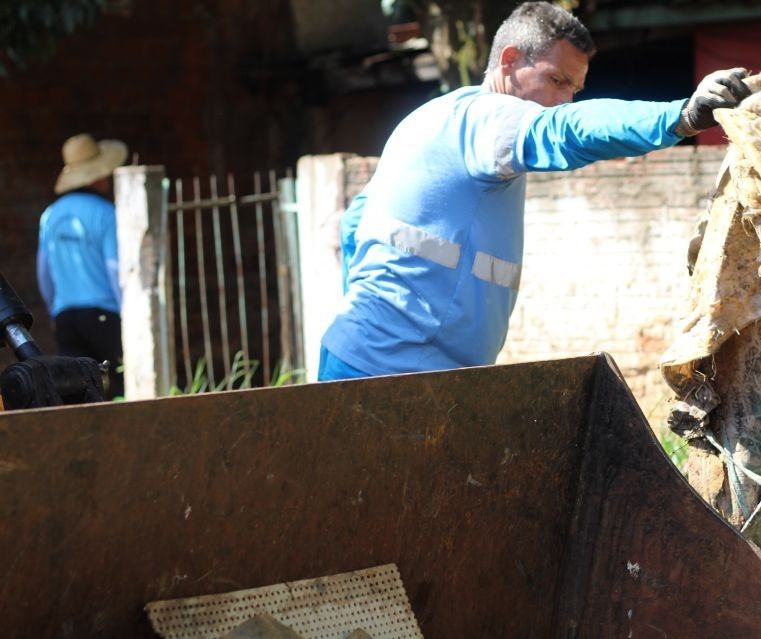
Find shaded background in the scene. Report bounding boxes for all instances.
[0,0,759,367]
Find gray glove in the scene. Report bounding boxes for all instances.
[676,67,752,137]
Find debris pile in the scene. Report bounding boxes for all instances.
[661,74,761,534]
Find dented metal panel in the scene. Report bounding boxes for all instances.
[0,356,760,638]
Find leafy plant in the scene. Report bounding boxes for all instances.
[0,0,106,75]
[554,0,579,10]
[646,390,689,474]
[269,360,306,387]
[169,350,305,396]
[659,428,689,474]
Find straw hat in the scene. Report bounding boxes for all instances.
[54,133,128,194]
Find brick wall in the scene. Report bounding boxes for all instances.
[339,146,726,429]
[499,146,726,429]
[344,156,380,202]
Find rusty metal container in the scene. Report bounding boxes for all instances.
[1,354,760,637]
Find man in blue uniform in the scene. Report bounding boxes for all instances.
[37,133,128,398]
[319,1,750,381]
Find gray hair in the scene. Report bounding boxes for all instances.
[486,1,595,72]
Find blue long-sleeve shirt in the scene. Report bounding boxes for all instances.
[37,191,121,317]
[326,89,685,376]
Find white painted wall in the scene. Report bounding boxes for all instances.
[295,154,352,381]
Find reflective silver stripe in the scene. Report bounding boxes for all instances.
[358,214,461,268]
[472,251,521,289]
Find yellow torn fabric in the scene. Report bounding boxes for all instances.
[661,75,761,395]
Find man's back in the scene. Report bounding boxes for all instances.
[38,191,120,316]
[324,86,539,376]
[318,1,750,382]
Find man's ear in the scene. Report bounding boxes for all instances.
[499,45,521,72]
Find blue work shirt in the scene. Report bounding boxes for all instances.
[37,190,121,317]
[324,85,685,377]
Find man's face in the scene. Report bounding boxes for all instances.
[505,39,589,107]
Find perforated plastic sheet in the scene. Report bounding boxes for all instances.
[145,563,424,639]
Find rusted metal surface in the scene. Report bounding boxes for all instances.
[1,355,760,638]
[554,354,761,638]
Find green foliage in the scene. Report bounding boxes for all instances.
[646,390,689,475]
[453,18,483,88]
[269,361,306,387]
[553,0,580,10]
[659,429,689,475]
[0,0,106,75]
[169,351,306,396]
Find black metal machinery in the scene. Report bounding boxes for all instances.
[0,273,105,410]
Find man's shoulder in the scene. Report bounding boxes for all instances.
[53,191,115,213]
[413,86,534,124]
[450,85,535,102]
[433,86,540,122]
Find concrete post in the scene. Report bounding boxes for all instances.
[295,154,353,381]
[114,165,176,399]
[277,176,305,376]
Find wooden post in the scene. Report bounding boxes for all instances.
[114,165,176,399]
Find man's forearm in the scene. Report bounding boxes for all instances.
[517,98,685,172]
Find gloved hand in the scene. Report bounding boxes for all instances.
[676,68,752,137]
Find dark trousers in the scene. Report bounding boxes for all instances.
[55,308,123,399]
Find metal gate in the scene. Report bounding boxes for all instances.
[166,171,303,391]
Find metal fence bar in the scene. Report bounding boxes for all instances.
[238,192,278,205]
[169,195,234,211]
[270,170,291,377]
[158,177,176,395]
[254,171,271,385]
[175,178,193,389]
[279,171,304,372]
[210,175,231,387]
[194,176,216,389]
[227,174,251,381]
[167,192,278,212]
[166,169,298,392]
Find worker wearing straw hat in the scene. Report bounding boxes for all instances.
[37,133,128,399]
